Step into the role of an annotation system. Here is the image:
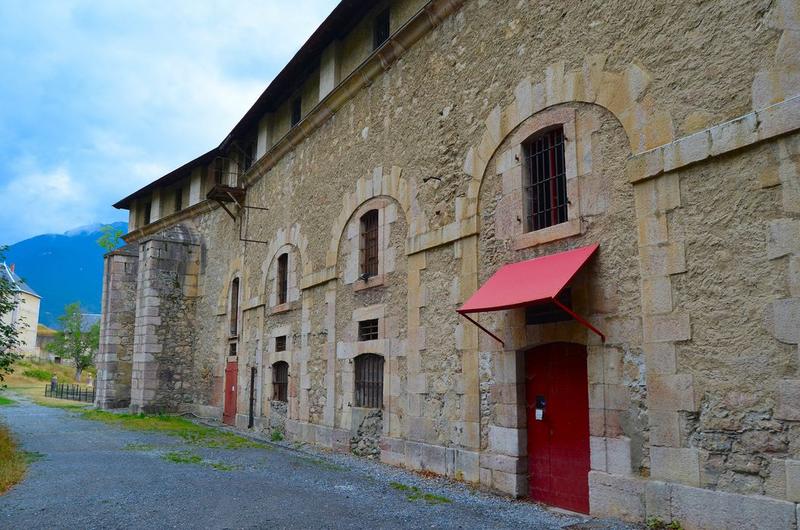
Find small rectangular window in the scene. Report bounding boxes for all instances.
[525,288,574,325]
[360,210,379,278]
[373,8,390,50]
[174,187,183,212]
[229,343,237,357]
[143,202,152,225]
[354,354,384,408]
[275,335,286,352]
[291,97,302,127]
[358,319,379,341]
[272,361,288,402]
[277,253,288,305]
[524,127,568,232]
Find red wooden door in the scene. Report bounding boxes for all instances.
[526,342,590,514]
[223,361,238,426]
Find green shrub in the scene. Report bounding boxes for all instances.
[21,368,51,381]
[270,430,284,442]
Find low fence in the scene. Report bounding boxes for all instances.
[44,383,95,403]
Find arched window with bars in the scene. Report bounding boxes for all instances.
[272,361,288,402]
[360,209,379,278]
[354,353,384,408]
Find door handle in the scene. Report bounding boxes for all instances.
[535,395,546,421]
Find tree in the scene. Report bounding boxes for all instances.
[46,303,99,381]
[0,246,23,383]
[97,224,124,252]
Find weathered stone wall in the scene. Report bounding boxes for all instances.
[95,246,138,409]
[645,132,800,498]
[130,224,201,413]
[105,0,800,525]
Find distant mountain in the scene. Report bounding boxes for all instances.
[4,222,127,329]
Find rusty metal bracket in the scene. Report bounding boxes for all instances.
[239,204,270,245]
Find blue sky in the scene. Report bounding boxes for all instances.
[0,0,338,245]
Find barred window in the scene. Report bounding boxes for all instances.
[229,278,240,337]
[358,319,379,341]
[277,253,288,305]
[360,210,379,278]
[524,127,568,232]
[275,335,286,352]
[272,361,288,402]
[354,354,384,408]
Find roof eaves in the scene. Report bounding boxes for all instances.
[113,148,219,210]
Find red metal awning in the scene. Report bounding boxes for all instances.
[457,243,604,346]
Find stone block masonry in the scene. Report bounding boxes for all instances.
[99,0,800,526]
[129,225,201,413]
[95,246,138,409]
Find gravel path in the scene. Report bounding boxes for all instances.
[0,397,638,529]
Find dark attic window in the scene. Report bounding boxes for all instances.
[275,335,287,352]
[358,319,379,341]
[373,8,390,50]
[174,187,183,212]
[291,97,302,127]
[525,288,574,325]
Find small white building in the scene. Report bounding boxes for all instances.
[1,262,41,358]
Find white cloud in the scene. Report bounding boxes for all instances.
[0,0,339,243]
[0,160,96,240]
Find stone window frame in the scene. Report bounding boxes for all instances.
[266,326,293,405]
[338,304,392,418]
[345,198,398,291]
[268,245,300,314]
[498,107,582,250]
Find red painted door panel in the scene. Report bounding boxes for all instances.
[526,342,590,514]
[223,361,238,426]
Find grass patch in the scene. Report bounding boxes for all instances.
[163,450,203,465]
[209,462,241,472]
[3,360,97,408]
[21,368,51,381]
[122,442,156,451]
[79,410,267,450]
[297,456,346,472]
[0,424,26,494]
[0,396,15,406]
[162,450,241,472]
[390,482,452,505]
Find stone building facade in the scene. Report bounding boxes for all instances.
[97,0,800,526]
